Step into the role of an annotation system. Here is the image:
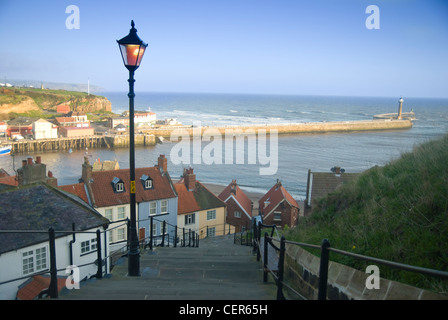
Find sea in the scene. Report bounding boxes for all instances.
[1,92,448,200]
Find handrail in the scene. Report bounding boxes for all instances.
[250,221,448,300]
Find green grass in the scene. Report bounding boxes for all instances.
[284,133,448,293]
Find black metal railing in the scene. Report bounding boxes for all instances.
[249,220,448,300]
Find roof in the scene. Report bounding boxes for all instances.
[16,275,66,300]
[308,171,360,205]
[259,181,299,216]
[87,167,177,208]
[175,180,226,215]
[0,183,109,255]
[59,182,89,203]
[218,180,252,218]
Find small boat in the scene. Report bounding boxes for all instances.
[0,145,12,156]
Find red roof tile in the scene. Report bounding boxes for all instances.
[259,181,299,215]
[89,167,176,208]
[59,183,89,203]
[174,182,201,214]
[218,180,252,217]
[16,275,66,300]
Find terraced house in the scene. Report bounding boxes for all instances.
[60,155,177,253]
[0,159,109,300]
[175,168,232,239]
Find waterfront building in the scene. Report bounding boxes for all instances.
[258,180,299,229]
[6,117,37,138]
[218,180,253,232]
[32,119,58,139]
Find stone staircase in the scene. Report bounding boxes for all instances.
[60,235,276,300]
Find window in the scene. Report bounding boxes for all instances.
[141,174,153,190]
[185,213,195,225]
[117,227,126,241]
[116,183,124,192]
[112,177,125,193]
[207,227,216,237]
[234,211,241,218]
[117,206,126,219]
[149,202,157,216]
[105,208,113,221]
[152,222,157,236]
[207,210,216,220]
[161,200,168,214]
[81,238,97,254]
[274,211,282,221]
[22,247,48,275]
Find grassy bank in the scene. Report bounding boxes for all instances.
[284,133,448,293]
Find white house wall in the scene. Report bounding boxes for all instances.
[0,228,109,300]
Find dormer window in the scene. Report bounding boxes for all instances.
[112,177,125,193]
[140,174,153,190]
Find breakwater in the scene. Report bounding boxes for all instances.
[6,120,412,154]
[141,119,413,138]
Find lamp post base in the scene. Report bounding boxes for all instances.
[128,248,140,277]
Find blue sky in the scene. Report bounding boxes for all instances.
[0,0,447,97]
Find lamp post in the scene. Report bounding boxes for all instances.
[117,20,148,277]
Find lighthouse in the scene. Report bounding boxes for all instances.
[397,97,403,120]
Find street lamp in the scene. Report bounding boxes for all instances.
[117,20,148,277]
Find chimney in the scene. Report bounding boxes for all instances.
[184,167,196,191]
[158,154,167,173]
[17,156,47,185]
[46,170,58,187]
[81,156,93,183]
[230,179,237,195]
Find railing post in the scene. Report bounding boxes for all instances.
[149,216,153,250]
[263,232,268,283]
[318,239,330,300]
[96,229,103,279]
[277,236,286,300]
[161,220,166,247]
[182,227,185,247]
[174,226,177,248]
[189,229,192,247]
[48,227,58,298]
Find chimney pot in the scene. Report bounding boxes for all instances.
[27,157,33,165]
[36,156,41,164]
[22,160,27,167]
[48,171,53,178]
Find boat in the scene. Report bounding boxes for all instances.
[0,145,12,156]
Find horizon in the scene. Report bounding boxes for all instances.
[1,1,447,98]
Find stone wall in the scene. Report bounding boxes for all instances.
[141,120,413,138]
[283,243,448,300]
[105,134,156,147]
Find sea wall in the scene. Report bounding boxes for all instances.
[104,134,156,147]
[143,120,413,138]
[284,244,448,300]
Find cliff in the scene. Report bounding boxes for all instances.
[0,87,112,118]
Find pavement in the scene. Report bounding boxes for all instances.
[60,234,277,300]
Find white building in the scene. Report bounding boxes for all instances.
[0,183,110,300]
[32,119,58,139]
